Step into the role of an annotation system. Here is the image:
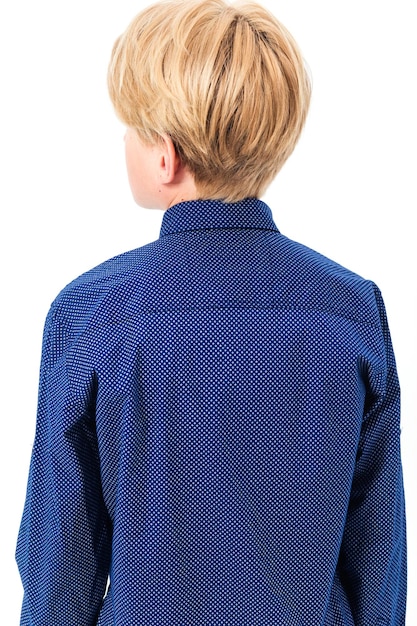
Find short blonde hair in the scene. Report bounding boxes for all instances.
[108,0,311,202]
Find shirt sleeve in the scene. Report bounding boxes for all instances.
[338,284,407,624]
[16,305,112,625]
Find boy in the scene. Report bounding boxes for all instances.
[16,0,406,624]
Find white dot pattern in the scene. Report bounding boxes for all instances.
[16,198,406,625]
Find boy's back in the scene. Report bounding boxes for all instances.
[17,198,405,624]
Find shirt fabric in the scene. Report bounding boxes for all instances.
[16,198,406,625]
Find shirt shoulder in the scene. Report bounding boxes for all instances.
[273,233,381,326]
[47,238,163,344]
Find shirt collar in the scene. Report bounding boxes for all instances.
[159,198,279,237]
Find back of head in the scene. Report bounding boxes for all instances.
[108,0,311,202]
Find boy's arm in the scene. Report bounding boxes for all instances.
[338,285,407,624]
[16,306,111,625]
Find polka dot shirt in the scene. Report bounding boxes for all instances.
[16,198,406,625]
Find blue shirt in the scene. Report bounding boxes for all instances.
[16,198,406,625]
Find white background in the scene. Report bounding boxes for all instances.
[0,0,415,622]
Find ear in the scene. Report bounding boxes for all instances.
[158,135,181,185]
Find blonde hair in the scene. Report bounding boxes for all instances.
[108,0,311,202]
